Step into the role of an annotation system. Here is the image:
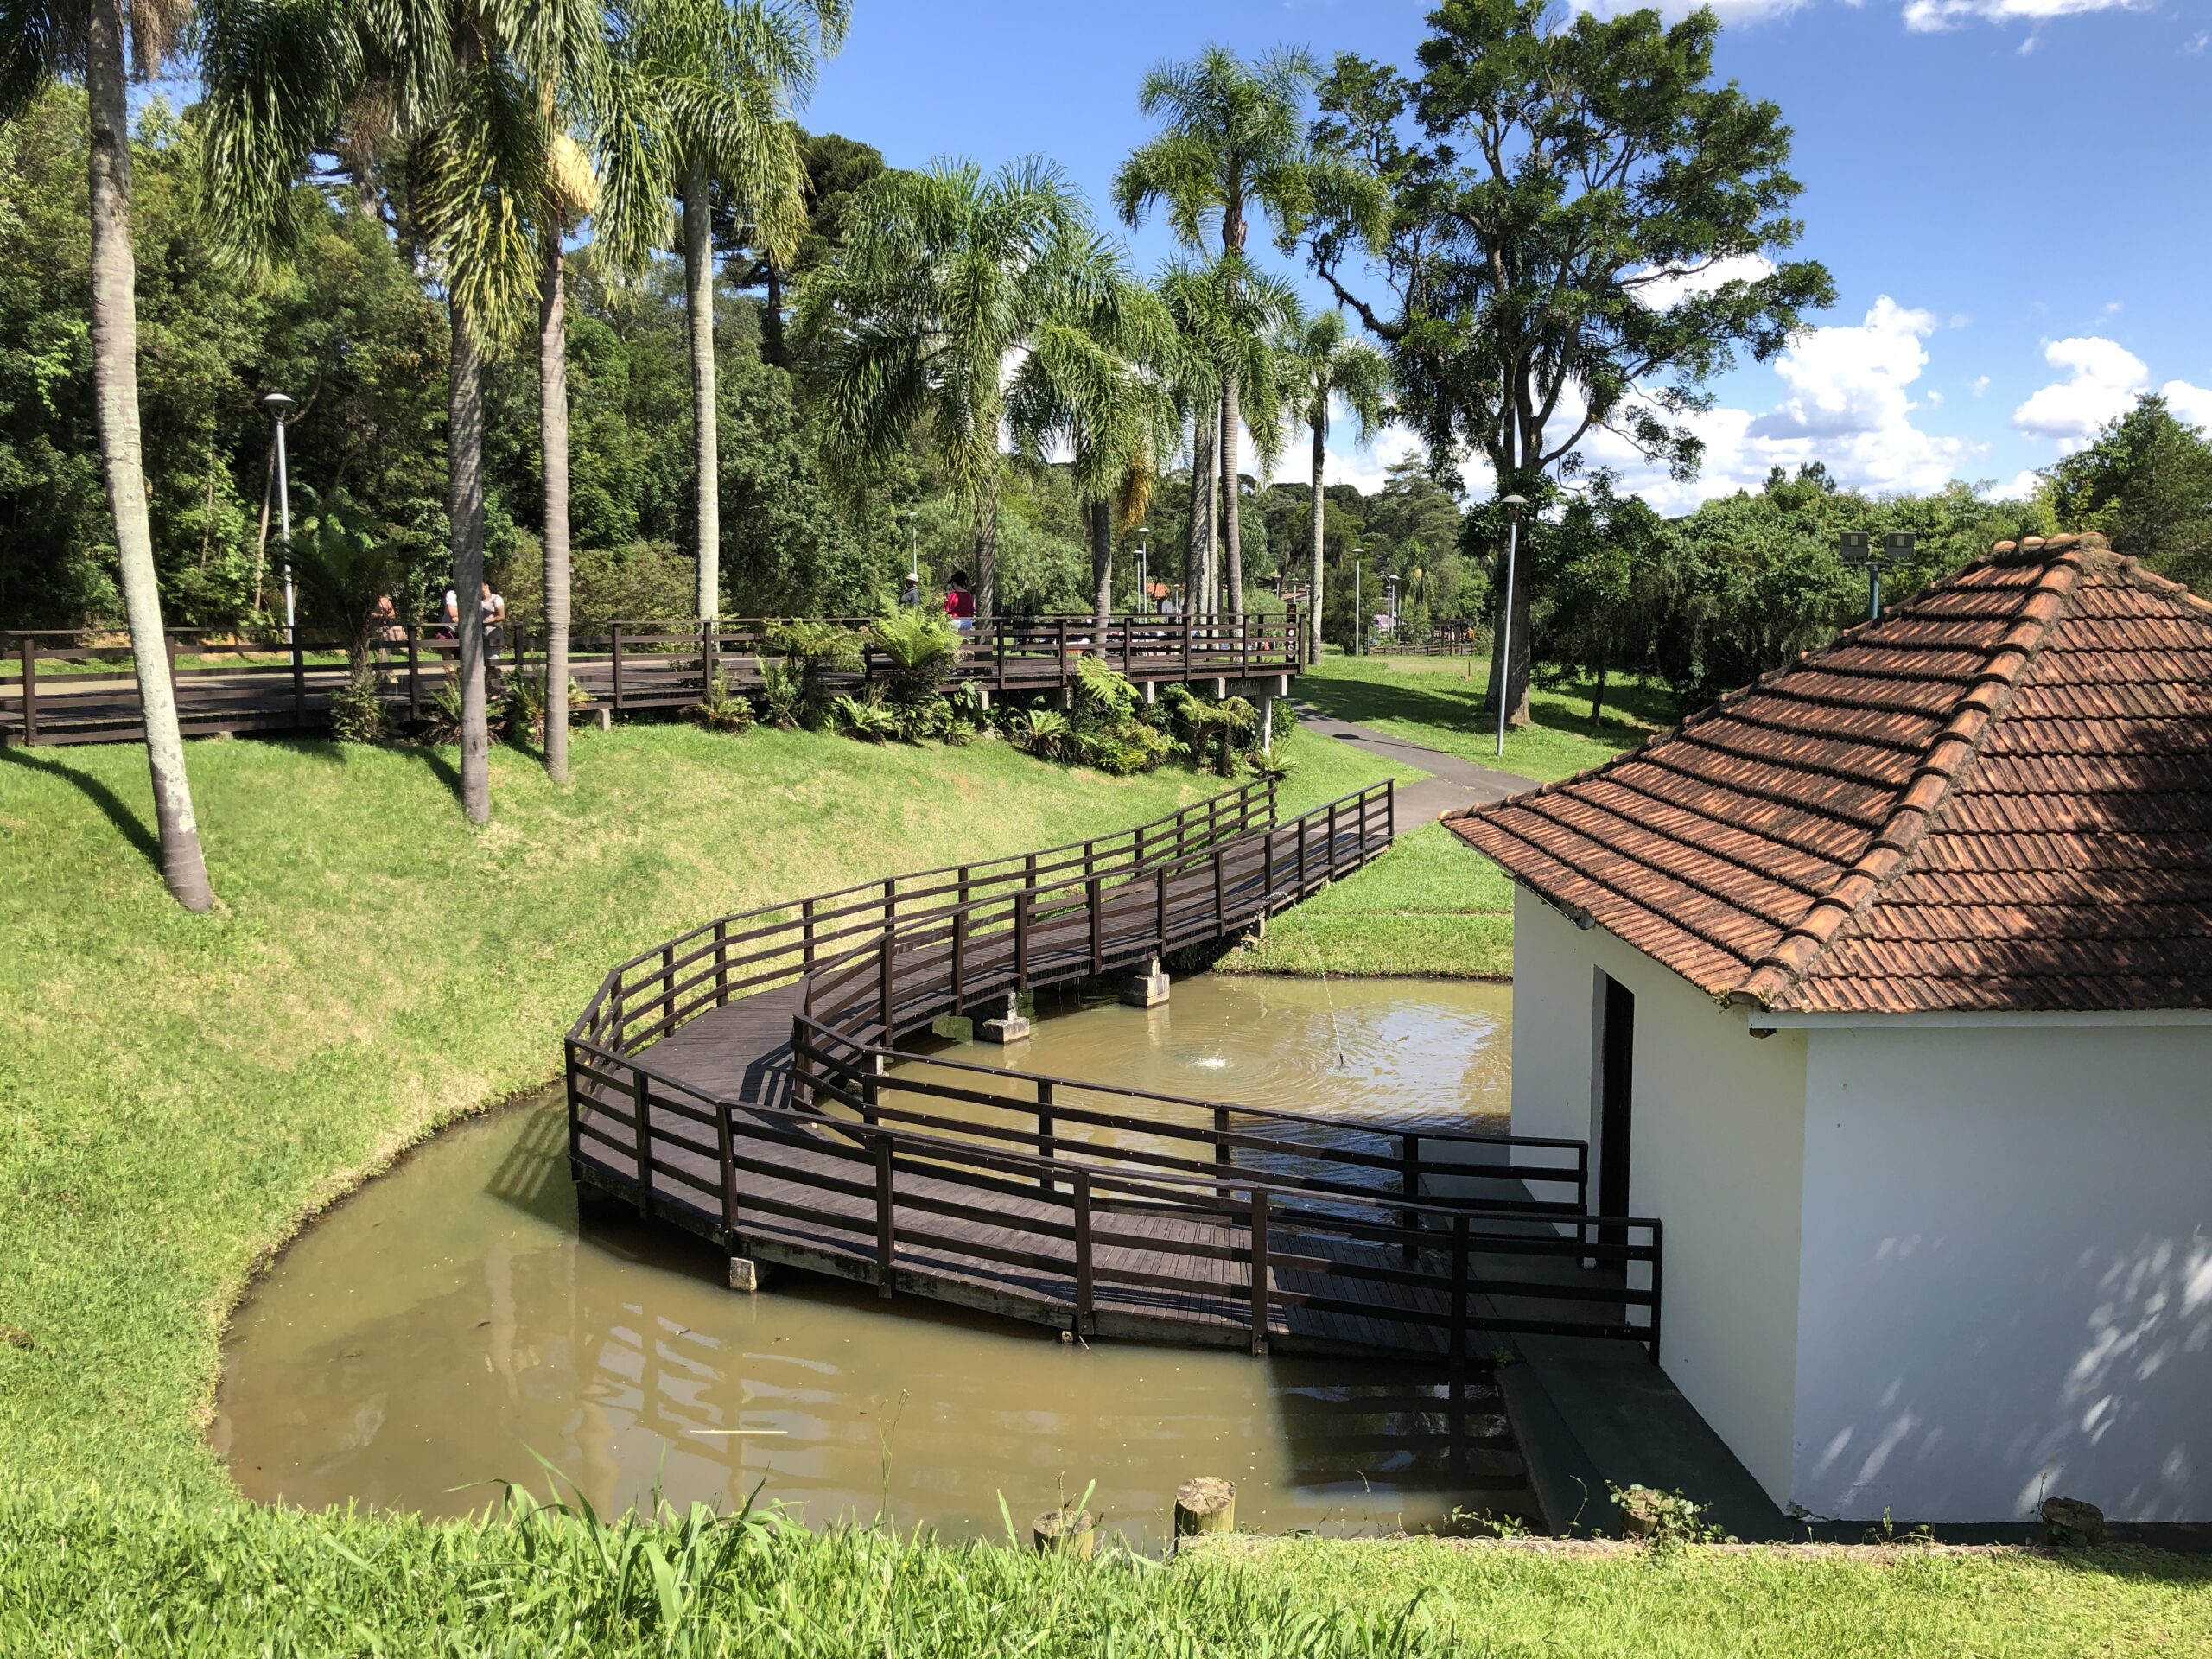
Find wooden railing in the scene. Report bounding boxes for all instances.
[0,611,1304,745]
[563,779,1665,1360]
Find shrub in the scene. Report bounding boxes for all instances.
[688,669,756,734]
[1005,704,1074,761]
[327,669,386,744]
[868,608,961,707]
[758,662,803,729]
[766,620,862,729]
[833,691,899,743]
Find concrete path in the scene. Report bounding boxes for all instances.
[1292,702,1538,832]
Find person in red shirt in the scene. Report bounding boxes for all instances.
[943,569,976,635]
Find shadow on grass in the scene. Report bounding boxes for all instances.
[256,734,466,802]
[0,744,159,870]
[1306,665,1672,755]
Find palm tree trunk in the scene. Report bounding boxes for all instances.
[1219,375,1243,620]
[87,0,212,911]
[1090,499,1112,626]
[683,156,719,621]
[974,489,998,619]
[540,231,572,785]
[1307,416,1326,664]
[1185,404,1215,620]
[449,308,491,823]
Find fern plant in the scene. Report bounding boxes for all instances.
[766,620,863,728]
[1006,704,1074,761]
[834,692,899,742]
[688,669,756,734]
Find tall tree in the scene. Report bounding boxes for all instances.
[617,0,842,621]
[1,0,214,907]
[1115,45,1331,620]
[797,158,1101,619]
[537,130,600,784]
[1007,259,1183,626]
[1279,308,1388,661]
[2042,393,2212,594]
[1307,0,1832,725]
[1156,254,1297,619]
[203,0,607,823]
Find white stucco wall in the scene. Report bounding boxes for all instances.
[1790,1024,2212,1522]
[1508,891,1810,1502]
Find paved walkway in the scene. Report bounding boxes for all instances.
[1292,702,1538,831]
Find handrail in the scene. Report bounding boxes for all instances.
[564,777,1665,1360]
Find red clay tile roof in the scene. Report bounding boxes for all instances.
[1446,536,2212,1014]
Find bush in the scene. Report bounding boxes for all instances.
[766,620,862,730]
[327,669,386,744]
[868,608,961,706]
[1004,704,1075,762]
[833,690,900,743]
[688,669,756,734]
[758,661,803,729]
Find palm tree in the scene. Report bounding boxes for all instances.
[1007,259,1184,626]
[1279,308,1388,663]
[202,0,603,824]
[1,0,213,908]
[1157,254,1297,619]
[798,158,1100,620]
[537,129,598,785]
[1114,44,1322,620]
[613,0,842,621]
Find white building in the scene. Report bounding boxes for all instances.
[1449,535,2212,1524]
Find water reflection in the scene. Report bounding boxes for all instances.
[215,979,1523,1541]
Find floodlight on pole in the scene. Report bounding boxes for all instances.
[1495,494,1529,757]
[261,391,296,633]
[1840,529,1914,621]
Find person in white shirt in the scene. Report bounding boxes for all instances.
[480,582,506,654]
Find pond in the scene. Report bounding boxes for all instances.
[213,976,1522,1544]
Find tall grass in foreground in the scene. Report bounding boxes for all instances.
[3,1484,2205,1658]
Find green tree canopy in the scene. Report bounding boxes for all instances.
[2041,392,2212,593]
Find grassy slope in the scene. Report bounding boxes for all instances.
[1218,820,1513,978]
[0,721,1413,1500]
[1298,652,1677,785]
[1,1492,2202,1657]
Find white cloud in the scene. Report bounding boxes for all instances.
[1969,376,1992,397]
[2012,336,2148,442]
[1927,389,1945,407]
[2158,379,2212,430]
[1982,468,2044,501]
[1631,254,1778,313]
[2186,29,2209,52]
[1902,0,2148,29]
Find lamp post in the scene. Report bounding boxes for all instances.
[1134,523,1151,614]
[1383,572,1399,640]
[1352,549,1365,657]
[1495,493,1528,758]
[261,391,296,633]
[1840,530,1914,621]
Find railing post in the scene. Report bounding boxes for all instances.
[660,942,676,1027]
[1182,613,1192,680]
[1451,1214,1471,1364]
[1057,616,1068,680]
[1249,1190,1270,1357]
[1327,798,1339,874]
[1015,890,1031,983]
[714,918,728,1006]
[883,876,897,931]
[631,1066,652,1218]
[1385,779,1396,841]
[879,935,895,1039]
[611,624,625,711]
[1156,865,1170,953]
[1212,846,1225,930]
[1646,1220,1664,1364]
[406,626,422,722]
[802,897,817,969]
[1213,1104,1231,1199]
[1401,1134,1421,1263]
[861,1059,880,1130]
[1297,810,1308,894]
[716,1090,737,1236]
[1072,1169,1095,1337]
[1087,873,1103,973]
[950,907,968,1003]
[1262,827,1275,902]
[17,637,35,746]
[1038,1078,1056,1194]
[874,1134,895,1299]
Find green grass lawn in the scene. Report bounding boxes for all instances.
[1299,652,1679,784]
[1219,821,1513,978]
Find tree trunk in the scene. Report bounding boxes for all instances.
[683,156,719,621]
[1482,560,1533,730]
[761,261,788,367]
[449,309,491,823]
[1307,416,1326,664]
[539,231,572,785]
[1090,499,1112,626]
[1185,404,1216,620]
[1219,375,1243,620]
[1590,651,1607,727]
[87,0,212,911]
[974,490,998,620]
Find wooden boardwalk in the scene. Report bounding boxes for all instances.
[3,613,1301,747]
[565,781,1663,1360]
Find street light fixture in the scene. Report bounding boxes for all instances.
[1134,523,1151,614]
[1840,530,1914,621]
[261,391,296,634]
[1495,494,1528,757]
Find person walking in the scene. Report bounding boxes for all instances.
[899,572,923,610]
[943,569,975,637]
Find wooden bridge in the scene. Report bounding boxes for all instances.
[564,780,1662,1362]
[1,612,1302,747]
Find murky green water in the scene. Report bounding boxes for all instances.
[214,977,1521,1542]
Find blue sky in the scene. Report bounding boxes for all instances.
[802,0,2212,508]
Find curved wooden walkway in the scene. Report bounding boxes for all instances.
[565,781,1662,1360]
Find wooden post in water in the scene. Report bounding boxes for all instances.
[1037,1078,1056,1193]
[1071,1169,1094,1336]
[1173,1478,1236,1543]
[1248,1191,1270,1357]
[874,1134,895,1299]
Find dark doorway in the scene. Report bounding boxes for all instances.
[1597,975,1635,1223]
